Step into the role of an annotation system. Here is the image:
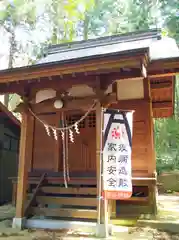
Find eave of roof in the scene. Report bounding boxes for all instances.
[0,29,178,82]
[0,102,20,127]
[0,48,149,83]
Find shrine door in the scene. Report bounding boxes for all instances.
[58,111,96,173]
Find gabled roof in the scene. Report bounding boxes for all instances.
[0,29,178,119]
[0,29,179,84]
[38,29,179,65]
[0,102,20,127]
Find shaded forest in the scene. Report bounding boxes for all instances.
[0,0,179,173]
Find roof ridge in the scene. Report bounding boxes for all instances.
[46,29,161,56]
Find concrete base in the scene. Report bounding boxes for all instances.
[96,223,112,238]
[26,219,113,238]
[26,219,97,232]
[12,217,26,230]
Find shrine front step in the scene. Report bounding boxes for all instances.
[28,182,98,222]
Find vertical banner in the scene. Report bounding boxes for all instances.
[102,109,134,200]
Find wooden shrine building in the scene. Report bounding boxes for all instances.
[0,29,179,236]
[0,102,20,204]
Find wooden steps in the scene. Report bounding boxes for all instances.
[41,186,97,195]
[27,179,98,221]
[30,207,97,219]
[36,196,97,207]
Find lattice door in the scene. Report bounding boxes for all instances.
[59,111,96,173]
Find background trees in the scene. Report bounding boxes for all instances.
[0,0,179,173]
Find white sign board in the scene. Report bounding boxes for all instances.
[102,109,133,200]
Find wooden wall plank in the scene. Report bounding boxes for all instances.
[110,99,156,176]
[32,113,57,171]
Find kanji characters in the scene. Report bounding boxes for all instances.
[108,143,117,151]
[118,144,128,152]
[118,178,128,188]
[118,155,128,164]
[118,166,127,175]
[107,166,116,175]
[107,178,116,187]
[107,155,116,163]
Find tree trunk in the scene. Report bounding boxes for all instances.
[4,29,16,107]
[51,0,59,44]
[83,13,89,40]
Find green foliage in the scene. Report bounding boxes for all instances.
[160,0,179,42]
[155,77,179,174]
[1,0,179,172]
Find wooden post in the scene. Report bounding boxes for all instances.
[96,102,110,237]
[27,116,34,172]
[54,112,60,172]
[13,108,34,229]
[144,78,157,214]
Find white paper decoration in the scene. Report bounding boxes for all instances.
[44,124,50,136]
[74,123,80,134]
[69,129,74,143]
[52,128,58,140]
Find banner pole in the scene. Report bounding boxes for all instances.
[96,104,109,238]
[97,106,103,225]
[101,107,109,238]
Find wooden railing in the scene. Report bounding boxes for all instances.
[25,172,46,217]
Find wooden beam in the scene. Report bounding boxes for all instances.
[120,197,149,202]
[41,186,97,195]
[27,93,117,114]
[12,176,97,185]
[152,101,172,109]
[36,196,97,207]
[149,59,179,71]
[149,71,178,79]
[0,54,144,83]
[0,69,144,95]
[151,82,172,90]
[15,109,34,218]
[143,78,151,100]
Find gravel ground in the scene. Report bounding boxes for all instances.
[1,195,179,239]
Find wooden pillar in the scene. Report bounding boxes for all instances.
[14,108,34,224]
[144,77,157,214]
[27,116,34,172]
